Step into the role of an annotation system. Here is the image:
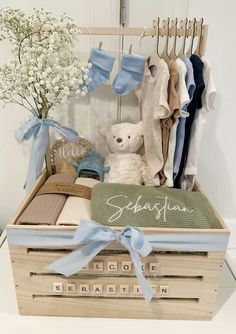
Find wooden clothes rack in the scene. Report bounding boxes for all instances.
[46,18,208,174]
[78,18,208,56]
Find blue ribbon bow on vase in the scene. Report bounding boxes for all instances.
[15,117,78,190]
[47,220,154,302]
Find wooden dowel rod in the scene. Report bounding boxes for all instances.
[78,25,208,37]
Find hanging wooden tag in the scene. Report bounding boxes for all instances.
[50,138,96,175]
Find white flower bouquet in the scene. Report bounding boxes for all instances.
[0,8,91,189]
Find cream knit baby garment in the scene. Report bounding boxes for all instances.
[56,177,100,225]
[135,54,170,186]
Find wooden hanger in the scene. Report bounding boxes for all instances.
[178,18,188,58]
[98,41,103,50]
[194,18,204,56]
[187,18,196,56]
[155,18,161,57]
[149,18,160,66]
[170,18,178,60]
[129,43,132,54]
[161,18,171,62]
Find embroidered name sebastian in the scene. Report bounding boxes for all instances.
[106,195,193,223]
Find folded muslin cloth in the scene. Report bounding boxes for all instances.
[56,177,100,225]
[17,173,75,225]
[91,183,222,229]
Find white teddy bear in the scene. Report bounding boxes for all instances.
[100,122,144,185]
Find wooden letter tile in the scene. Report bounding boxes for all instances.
[79,284,90,294]
[93,262,104,271]
[93,284,103,294]
[119,285,129,295]
[106,284,116,294]
[53,282,63,293]
[107,261,118,271]
[149,262,159,273]
[66,283,76,293]
[133,285,141,295]
[121,261,132,272]
[159,285,170,296]
[151,285,157,296]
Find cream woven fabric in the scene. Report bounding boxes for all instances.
[56,177,100,225]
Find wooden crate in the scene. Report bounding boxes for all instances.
[6,172,230,320]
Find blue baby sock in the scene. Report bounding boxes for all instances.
[112,53,145,95]
[88,48,115,92]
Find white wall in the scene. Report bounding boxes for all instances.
[187,0,236,222]
[0,0,235,231]
[0,0,120,231]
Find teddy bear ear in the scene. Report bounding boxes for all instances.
[136,121,143,136]
[99,125,109,137]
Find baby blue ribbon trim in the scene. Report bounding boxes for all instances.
[47,220,153,302]
[15,117,78,190]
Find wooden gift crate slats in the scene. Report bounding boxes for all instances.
[9,246,225,279]
[7,173,230,319]
[15,275,219,298]
[10,244,223,319]
[8,251,224,320]
[14,293,216,320]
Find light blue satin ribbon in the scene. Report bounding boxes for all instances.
[47,220,154,302]
[15,117,78,190]
[7,219,229,302]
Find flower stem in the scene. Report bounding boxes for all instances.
[44,154,50,177]
[42,106,51,176]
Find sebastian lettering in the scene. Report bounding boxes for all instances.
[106,194,193,223]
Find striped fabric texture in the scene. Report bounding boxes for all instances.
[56,177,100,226]
[17,173,75,225]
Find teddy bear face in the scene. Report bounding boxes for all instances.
[106,122,143,153]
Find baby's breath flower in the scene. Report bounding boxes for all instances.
[0,7,90,115]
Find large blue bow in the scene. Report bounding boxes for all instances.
[15,117,78,190]
[47,220,154,302]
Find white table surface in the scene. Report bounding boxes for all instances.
[1,232,236,334]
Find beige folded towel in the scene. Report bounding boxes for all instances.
[56,177,100,226]
[17,173,75,225]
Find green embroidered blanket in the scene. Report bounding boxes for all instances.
[91,183,221,229]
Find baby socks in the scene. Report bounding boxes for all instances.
[112,53,145,95]
[88,49,145,95]
[88,48,115,92]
